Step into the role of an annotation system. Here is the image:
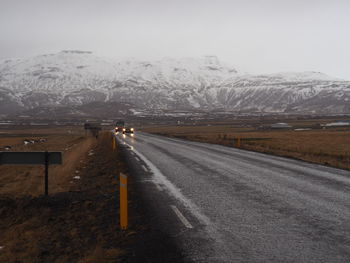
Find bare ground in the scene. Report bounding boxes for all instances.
[0,130,185,262]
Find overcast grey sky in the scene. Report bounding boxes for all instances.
[1,0,350,79]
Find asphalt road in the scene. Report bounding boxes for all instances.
[117,132,350,263]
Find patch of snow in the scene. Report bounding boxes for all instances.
[325,122,350,127]
[294,128,312,131]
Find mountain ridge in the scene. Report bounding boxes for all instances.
[0,51,349,117]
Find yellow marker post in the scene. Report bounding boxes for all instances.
[236,137,241,148]
[112,136,116,151]
[119,173,128,230]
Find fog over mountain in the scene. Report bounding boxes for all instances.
[1,51,350,117]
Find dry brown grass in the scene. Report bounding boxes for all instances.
[0,129,186,262]
[0,132,127,263]
[0,126,98,196]
[142,125,350,170]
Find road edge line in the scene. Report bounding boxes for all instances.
[171,205,193,229]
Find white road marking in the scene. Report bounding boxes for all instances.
[141,165,148,172]
[171,205,193,229]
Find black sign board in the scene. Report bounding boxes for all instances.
[0,151,62,196]
[84,123,102,138]
[0,152,62,165]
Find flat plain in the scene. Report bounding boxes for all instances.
[142,117,350,170]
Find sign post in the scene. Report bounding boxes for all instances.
[0,151,62,196]
[44,151,49,196]
[84,123,102,138]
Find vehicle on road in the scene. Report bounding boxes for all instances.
[115,120,125,133]
[122,127,134,134]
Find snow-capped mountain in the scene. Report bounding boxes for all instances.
[0,50,349,116]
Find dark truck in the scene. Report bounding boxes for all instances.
[115,120,125,133]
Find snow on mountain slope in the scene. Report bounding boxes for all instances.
[0,50,349,116]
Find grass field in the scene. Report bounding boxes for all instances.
[0,126,97,196]
[142,123,350,170]
[0,127,186,262]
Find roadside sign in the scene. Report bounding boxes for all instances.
[0,152,62,165]
[84,123,102,138]
[0,151,62,196]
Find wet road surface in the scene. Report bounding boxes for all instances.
[117,132,350,263]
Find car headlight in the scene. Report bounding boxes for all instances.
[123,128,126,131]
[130,128,134,131]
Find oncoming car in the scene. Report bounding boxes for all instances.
[115,126,124,133]
[122,127,134,134]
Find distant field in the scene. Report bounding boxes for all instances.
[0,130,126,262]
[0,127,182,262]
[142,123,350,170]
[0,126,97,196]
